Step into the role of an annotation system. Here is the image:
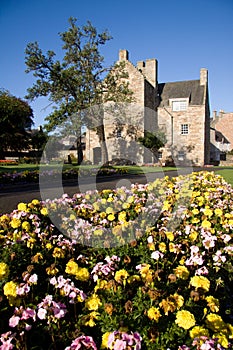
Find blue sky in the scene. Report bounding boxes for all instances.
[1,0,233,127]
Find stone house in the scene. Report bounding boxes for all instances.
[210,110,233,164]
[85,49,210,166]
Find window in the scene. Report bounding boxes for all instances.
[178,151,185,161]
[116,129,122,138]
[170,98,189,111]
[181,124,189,135]
[158,151,163,159]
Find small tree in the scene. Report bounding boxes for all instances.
[138,130,166,162]
[0,89,34,158]
[25,17,132,164]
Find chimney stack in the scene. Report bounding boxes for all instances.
[200,68,208,85]
[119,49,129,61]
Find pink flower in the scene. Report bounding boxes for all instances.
[9,315,20,328]
[37,308,47,320]
[151,250,164,260]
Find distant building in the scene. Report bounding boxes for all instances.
[210,110,233,164]
[85,49,211,166]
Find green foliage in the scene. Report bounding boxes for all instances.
[0,90,34,158]
[25,18,133,164]
[138,130,167,156]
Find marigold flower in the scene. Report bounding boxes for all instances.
[85,294,102,311]
[205,313,226,332]
[0,262,9,280]
[40,207,48,216]
[190,275,210,292]
[107,214,115,221]
[4,281,17,298]
[101,332,111,349]
[201,219,212,229]
[147,307,161,322]
[52,247,65,259]
[114,269,129,284]
[206,296,220,312]
[175,310,196,329]
[189,325,209,338]
[65,260,79,275]
[21,221,31,232]
[174,265,189,280]
[76,267,90,282]
[17,202,27,211]
[10,218,21,229]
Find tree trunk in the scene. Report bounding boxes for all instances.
[77,135,83,165]
[96,124,108,165]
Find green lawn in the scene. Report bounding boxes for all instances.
[215,168,233,187]
[0,163,233,186]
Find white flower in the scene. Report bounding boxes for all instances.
[151,251,164,260]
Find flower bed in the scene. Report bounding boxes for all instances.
[0,160,18,166]
[0,166,128,185]
[0,171,233,349]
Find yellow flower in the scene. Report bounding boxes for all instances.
[118,211,127,222]
[206,296,220,312]
[122,202,130,209]
[0,262,9,279]
[106,207,114,214]
[159,242,167,252]
[214,333,229,348]
[107,214,115,221]
[201,219,212,229]
[22,221,31,232]
[165,232,174,241]
[85,294,102,311]
[31,252,43,263]
[101,332,111,349]
[175,310,196,329]
[17,202,27,211]
[40,207,48,216]
[46,265,59,275]
[65,260,79,275]
[203,207,213,217]
[94,229,103,236]
[10,218,21,229]
[190,276,210,292]
[76,267,90,282]
[205,313,226,332]
[114,269,129,284]
[52,247,65,259]
[3,281,17,297]
[160,293,184,315]
[46,243,53,250]
[174,265,190,280]
[192,208,199,215]
[147,307,161,322]
[31,199,40,206]
[0,214,10,224]
[189,230,198,242]
[84,311,99,327]
[214,208,223,216]
[189,326,209,339]
[162,201,171,211]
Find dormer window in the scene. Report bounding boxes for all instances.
[170,98,189,111]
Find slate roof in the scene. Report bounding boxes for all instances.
[157,80,205,107]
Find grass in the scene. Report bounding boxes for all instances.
[0,163,233,187]
[215,167,233,187]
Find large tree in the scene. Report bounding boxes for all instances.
[25,17,132,164]
[0,90,34,158]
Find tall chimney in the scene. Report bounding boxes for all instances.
[119,49,129,61]
[200,68,208,85]
[144,59,158,88]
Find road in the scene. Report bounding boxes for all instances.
[0,167,204,214]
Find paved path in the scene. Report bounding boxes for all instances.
[0,167,209,214]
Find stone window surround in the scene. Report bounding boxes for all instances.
[169,97,189,112]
